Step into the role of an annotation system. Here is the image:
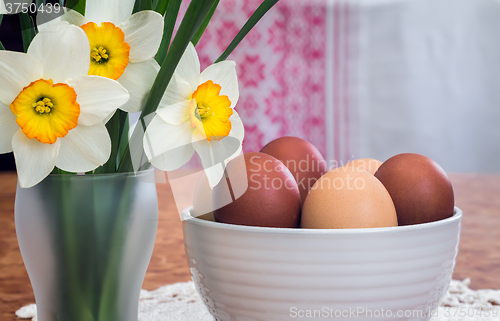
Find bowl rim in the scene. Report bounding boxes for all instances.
[181,206,463,235]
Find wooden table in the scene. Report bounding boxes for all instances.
[1,172,499,320]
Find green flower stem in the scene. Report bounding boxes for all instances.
[97,179,135,321]
[97,113,120,173]
[215,0,279,63]
[59,176,96,321]
[191,0,219,46]
[66,0,86,15]
[153,0,169,15]
[117,113,130,165]
[154,0,182,65]
[19,13,37,53]
[96,110,128,174]
[46,175,139,321]
[117,0,218,173]
[133,0,153,13]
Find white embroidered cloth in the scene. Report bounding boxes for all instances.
[16,279,500,321]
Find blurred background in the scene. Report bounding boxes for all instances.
[2,0,500,172]
[193,0,500,173]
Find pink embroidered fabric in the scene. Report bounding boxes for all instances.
[191,0,359,164]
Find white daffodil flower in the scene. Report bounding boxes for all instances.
[0,22,129,188]
[39,0,163,113]
[143,43,244,188]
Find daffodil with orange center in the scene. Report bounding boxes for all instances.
[39,0,164,112]
[0,22,129,188]
[143,43,244,188]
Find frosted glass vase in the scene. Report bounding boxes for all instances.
[15,170,158,321]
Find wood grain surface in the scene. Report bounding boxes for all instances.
[0,172,499,320]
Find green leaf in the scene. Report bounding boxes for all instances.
[191,0,219,46]
[117,113,130,165]
[95,111,121,173]
[19,13,37,53]
[118,0,218,173]
[133,0,153,13]
[65,0,86,15]
[216,0,279,63]
[144,0,218,116]
[154,0,181,65]
[153,0,169,15]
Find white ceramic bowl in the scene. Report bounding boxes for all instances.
[181,207,462,321]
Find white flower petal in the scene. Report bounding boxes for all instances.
[27,22,90,83]
[67,76,129,126]
[117,58,159,113]
[85,0,135,25]
[175,42,201,91]
[55,124,111,172]
[228,110,245,142]
[143,117,194,171]
[204,163,226,189]
[200,60,239,108]
[156,99,191,126]
[37,8,90,32]
[0,101,18,153]
[160,73,193,106]
[12,130,60,188]
[155,73,193,125]
[60,8,89,26]
[103,110,116,124]
[0,51,43,105]
[192,133,242,173]
[119,11,164,63]
[191,110,244,169]
[226,144,243,165]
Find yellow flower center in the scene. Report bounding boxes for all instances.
[91,46,109,62]
[81,22,130,80]
[189,80,233,141]
[33,98,54,114]
[10,79,81,144]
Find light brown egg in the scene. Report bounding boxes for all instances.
[344,158,383,175]
[301,167,398,229]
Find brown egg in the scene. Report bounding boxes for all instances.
[213,152,301,228]
[260,136,328,205]
[344,158,383,175]
[301,167,398,229]
[374,153,454,226]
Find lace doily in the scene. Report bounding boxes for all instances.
[16,279,500,321]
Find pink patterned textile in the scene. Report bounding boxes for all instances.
[191,0,359,164]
